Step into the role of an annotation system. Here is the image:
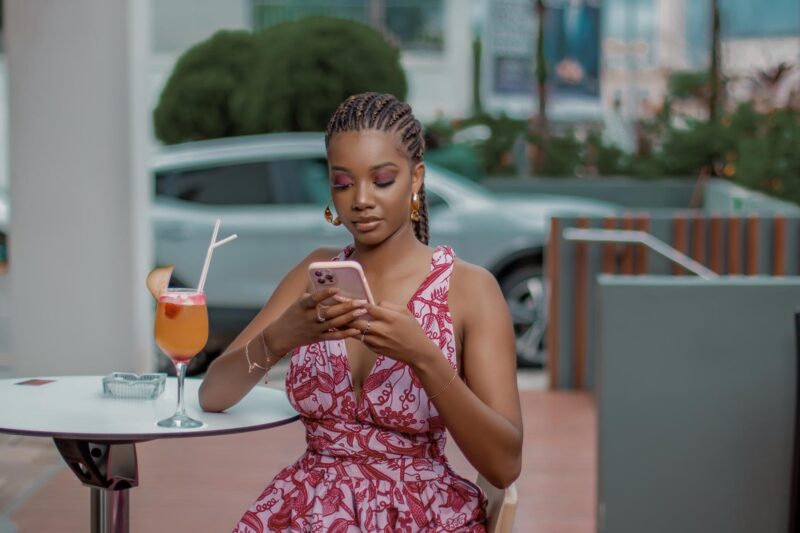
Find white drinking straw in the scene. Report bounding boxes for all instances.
[197,219,238,293]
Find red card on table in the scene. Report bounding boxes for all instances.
[15,379,55,386]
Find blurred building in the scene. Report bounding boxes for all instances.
[602,0,800,122]
[479,0,603,123]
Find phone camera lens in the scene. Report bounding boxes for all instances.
[325,275,334,281]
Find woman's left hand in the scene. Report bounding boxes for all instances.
[348,301,436,368]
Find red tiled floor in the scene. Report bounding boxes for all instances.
[10,390,596,532]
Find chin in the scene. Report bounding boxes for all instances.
[351,231,386,247]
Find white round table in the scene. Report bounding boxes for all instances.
[0,376,299,533]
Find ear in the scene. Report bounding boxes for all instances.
[411,162,425,195]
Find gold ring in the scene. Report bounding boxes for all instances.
[316,306,325,323]
[360,320,371,342]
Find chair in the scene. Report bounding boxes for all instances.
[476,475,518,533]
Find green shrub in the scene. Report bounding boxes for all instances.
[232,17,407,134]
[154,17,406,144]
[153,31,257,144]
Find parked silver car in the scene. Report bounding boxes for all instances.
[152,133,617,369]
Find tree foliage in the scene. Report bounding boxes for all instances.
[154,17,406,144]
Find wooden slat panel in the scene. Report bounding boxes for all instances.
[710,215,724,274]
[574,218,589,390]
[691,215,706,265]
[602,218,617,274]
[547,219,561,390]
[746,216,759,275]
[773,215,787,276]
[635,214,650,275]
[622,214,635,275]
[672,214,688,276]
[728,217,742,275]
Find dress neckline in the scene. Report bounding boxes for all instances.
[338,245,447,405]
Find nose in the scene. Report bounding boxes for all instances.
[351,181,375,211]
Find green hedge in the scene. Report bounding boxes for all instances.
[154,17,407,144]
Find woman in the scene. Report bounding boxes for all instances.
[199,93,523,532]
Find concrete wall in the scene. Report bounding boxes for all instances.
[596,277,799,533]
[484,177,800,213]
[485,176,696,209]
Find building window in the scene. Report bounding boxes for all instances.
[251,0,445,52]
[385,0,445,52]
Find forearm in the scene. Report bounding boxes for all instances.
[413,346,523,488]
[199,324,290,412]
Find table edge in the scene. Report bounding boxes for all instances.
[0,414,301,442]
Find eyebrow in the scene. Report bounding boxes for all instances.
[330,162,399,173]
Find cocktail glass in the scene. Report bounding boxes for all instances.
[154,288,208,428]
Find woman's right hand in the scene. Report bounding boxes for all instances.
[264,288,367,355]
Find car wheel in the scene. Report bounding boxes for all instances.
[500,264,547,368]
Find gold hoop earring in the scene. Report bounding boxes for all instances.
[410,193,421,222]
[324,201,342,226]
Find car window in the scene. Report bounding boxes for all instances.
[426,189,448,209]
[155,158,329,206]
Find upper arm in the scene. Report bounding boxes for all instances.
[451,262,523,431]
[223,247,340,354]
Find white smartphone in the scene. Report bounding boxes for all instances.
[308,261,375,312]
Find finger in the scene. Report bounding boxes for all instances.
[325,307,369,330]
[323,298,369,318]
[300,292,315,308]
[320,328,362,341]
[362,303,393,319]
[307,288,339,307]
[348,318,375,332]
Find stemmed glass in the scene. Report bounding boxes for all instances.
[154,288,208,428]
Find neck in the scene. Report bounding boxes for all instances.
[350,223,428,275]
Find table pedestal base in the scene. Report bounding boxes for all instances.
[91,488,130,533]
[53,438,138,533]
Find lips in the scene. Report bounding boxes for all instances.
[352,218,382,232]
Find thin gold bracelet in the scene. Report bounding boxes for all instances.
[245,332,271,375]
[428,366,459,400]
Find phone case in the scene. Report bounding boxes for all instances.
[308,261,375,309]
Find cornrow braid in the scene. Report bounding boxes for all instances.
[414,185,430,245]
[325,92,429,244]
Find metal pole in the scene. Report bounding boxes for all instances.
[91,488,130,533]
[54,439,138,533]
[562,227,719,279]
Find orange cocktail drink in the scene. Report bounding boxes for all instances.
[155,290,208,362]
[154,288,208,429]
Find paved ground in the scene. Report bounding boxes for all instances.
[1,368,595,532]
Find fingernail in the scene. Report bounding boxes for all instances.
[333,295,348,303]
[355,299,368,306]
[353,308,367,316]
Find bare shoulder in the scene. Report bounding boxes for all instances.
[449,258,508,328]
[451,258,502,298]
[449,258,513,352]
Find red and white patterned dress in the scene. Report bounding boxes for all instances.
[234,245,487,532]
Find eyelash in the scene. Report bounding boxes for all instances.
[331,178,396,189]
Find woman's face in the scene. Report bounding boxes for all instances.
[326,129,424,246]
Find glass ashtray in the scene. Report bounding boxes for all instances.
[102,372,167,399]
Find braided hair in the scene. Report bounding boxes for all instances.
[325,93,429,245]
